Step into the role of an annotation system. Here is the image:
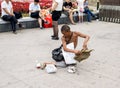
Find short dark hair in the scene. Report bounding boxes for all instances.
[34,0,39,3]
[61,24,70,32]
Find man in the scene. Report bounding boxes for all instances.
[51,0,63,40]
[1,0,23,34]
[63,0,77,25]
[29,0,47,29]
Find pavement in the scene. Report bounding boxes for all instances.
[0,21,120,88]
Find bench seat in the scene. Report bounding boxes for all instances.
[0,12,99,32]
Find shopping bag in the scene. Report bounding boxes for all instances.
[43,14,52,28]
[45,64,57,74]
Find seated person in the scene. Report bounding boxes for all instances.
[29,0,47,29]
[83,0,97,22]
[63,0,77,25]
[1,0,23,34]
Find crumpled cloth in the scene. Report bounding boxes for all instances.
[74,49,94,62]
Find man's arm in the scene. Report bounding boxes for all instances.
[63,2,71,11]
[75,31,90,50]
[61,37,81,54]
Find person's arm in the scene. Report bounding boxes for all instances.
[2,2,13,16]
[61,37,81,54]
[84,0,89,8]
[10,4,14,16]
[3,8,13,16]
[29,3,33,13]
[63,2,70,11]
[75,31,90,50]
[51,0,58,11]
[63,6,69,11]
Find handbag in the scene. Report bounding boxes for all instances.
[74,49,93,62]
[52,32,73,62]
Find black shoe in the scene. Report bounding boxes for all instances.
[18,23,25,28]
[13,31,17,34]
[40,27,44,29]
[94,16,98,20]
[52,37,59,40]
[51,35,55,37]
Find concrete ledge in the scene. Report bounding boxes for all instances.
[0,17,39,32]
[0,12,99,32]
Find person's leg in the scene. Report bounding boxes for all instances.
[87,9,95,18]
[31,12,43,29]
[84,9,91,22]
[69,11,75,24]
[39,12,47,23]
[84,8,91,22]
[2,15,17,33]
[51,11,61,40]
[52,21,59,39]
[10,16,18,33]
[79,15,83,23]
[14,12,24,28]
[87,12,91,22]
[38,18,43,29]
[78,11,83,23]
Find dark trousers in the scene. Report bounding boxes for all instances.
[2,12,22,32]
[30,11,40,18]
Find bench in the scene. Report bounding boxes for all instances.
[0,17,39,32]
[0,12,99,32]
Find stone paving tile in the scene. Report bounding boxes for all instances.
[0,21,120,88]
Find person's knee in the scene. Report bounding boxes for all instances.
[11,16,18,23]
[52,21,58,27]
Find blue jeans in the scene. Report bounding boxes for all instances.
[84,8,95,22]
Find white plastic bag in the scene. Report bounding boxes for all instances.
[45,64,57,74]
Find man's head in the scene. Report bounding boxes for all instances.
[5,0,10,2]
[34,0,39,4]
[61,24,71,37]
[65,0,70,3]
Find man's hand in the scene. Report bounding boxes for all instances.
[10,13,14,16]
[74,50,81,55]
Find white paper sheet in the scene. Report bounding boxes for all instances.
[62,43,77,64]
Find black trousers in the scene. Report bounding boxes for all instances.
[30,11,40,18]
[2,12,22,32]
